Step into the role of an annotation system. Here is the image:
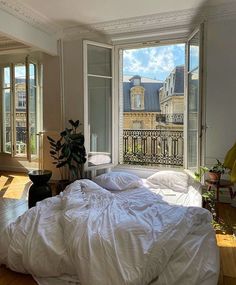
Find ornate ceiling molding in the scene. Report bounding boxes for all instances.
[0,0,61,35]
[91,8,200,35]
[63,8,199,41]
[0,0,236,41]
[63,1,236,40]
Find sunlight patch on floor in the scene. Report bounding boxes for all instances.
[2,176,30,200]
[216,234,236,248]
[0,175,9,190]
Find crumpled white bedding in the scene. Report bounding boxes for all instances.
[0,179,219,285]
[142,178,203,207]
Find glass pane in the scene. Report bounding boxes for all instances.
[3,89,11,153]
[15,64,27,156]
[189,33,199,72]
[88,45,112,77]
[187,32,200,169]
[88,76,112,166]
[29,63,37,156]
[29,87,37,155]
[30,63,37,86]
[3,67,10,88]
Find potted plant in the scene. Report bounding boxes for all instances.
[47,119,87,192]
[208,159,226,182]
[194,159,226,183]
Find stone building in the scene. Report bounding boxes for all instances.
[123,75,163,129]
[158,65,184,129]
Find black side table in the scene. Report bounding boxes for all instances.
[28,170,52,208]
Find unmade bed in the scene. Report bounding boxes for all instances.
[0,171,219,285]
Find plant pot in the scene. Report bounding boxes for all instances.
[208,171,221,182]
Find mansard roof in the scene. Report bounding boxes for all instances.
[123,76,163,112]
[174,65,184,94]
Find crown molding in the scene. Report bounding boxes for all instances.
[92,8,200,35]
[0,0,62,36]
[63,1,236,41]
[63,8,199,41]
[0,0,236,42]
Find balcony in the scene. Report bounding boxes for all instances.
[5,127,27,154]
[123,129,184,166]
[156,113,184,125]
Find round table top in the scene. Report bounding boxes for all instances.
[28,170,52,176]
[28,170,52,184]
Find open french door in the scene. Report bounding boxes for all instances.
[1,57,41,163]
[185,24,204,171]
[26,57,40,162]
[83,41,114,171]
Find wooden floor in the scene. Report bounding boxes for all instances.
[0,172,235,285]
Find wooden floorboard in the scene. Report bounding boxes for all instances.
[0,171,236,285]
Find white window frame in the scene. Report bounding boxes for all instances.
[0,58,42,161]
[184,24,204,171]
[83,31,204,176]
[116,40,186,172]
[83,40,115,171]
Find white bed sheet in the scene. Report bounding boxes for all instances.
[141,178,202,207]
[0,179,218,285]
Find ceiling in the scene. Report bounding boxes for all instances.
[0,35,29,53]
[19,0,231,28]
[0,0,235,52]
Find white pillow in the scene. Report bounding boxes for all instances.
[79,179,109,194]
[146,171,189,193]
[93,172,143,191]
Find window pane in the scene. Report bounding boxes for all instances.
[29,82,37,156]
[3,67,10,88]
[30,63,37,86]
[88,45,111,77]
[189,33,199,72]
[15,64,27,156]
[187,32,200,168]
[88,76,112,166]
[3,89,11,153]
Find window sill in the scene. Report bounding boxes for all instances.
[113,164,184,178]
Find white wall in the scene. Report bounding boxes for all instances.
[1,17,236,180]
[41,53,62,179]
[205,18,236,166]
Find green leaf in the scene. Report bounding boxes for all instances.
[57,161,67,168]
[72,153,82,164]
[47,136,55,143]
[69,165,77,179]
[60,130,67,137]
[69,119,75,126]
[74,120,80,128]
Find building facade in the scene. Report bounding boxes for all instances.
[123,75,163,129]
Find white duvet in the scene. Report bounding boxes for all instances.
[0,180,219,285]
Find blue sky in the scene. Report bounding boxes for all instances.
[123,44,185,81]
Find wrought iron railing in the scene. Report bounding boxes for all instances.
[156,113,184,124]
[123,129,184,166]
[5,127,27,154]
[166,113,184,124]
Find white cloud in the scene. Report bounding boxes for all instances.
[123,44,185,80]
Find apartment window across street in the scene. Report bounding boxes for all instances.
[0,60,41,160]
